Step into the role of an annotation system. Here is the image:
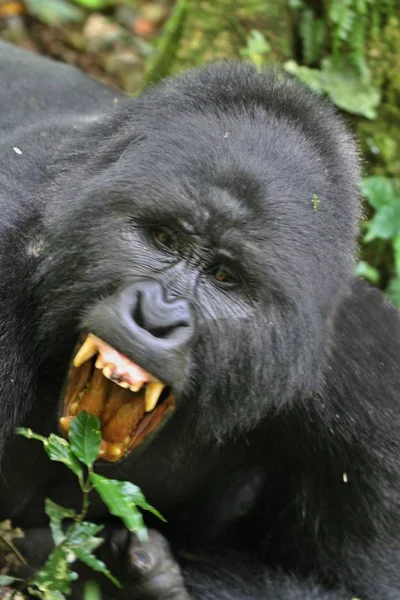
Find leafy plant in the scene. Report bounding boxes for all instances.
[0,412,163,599]
[329,0,372,75]
[24,0,85,25]
[360,176,400,306]
[240,30,271,70]
[284,58,380,119]
[298,8,325,65]
[24,0,115,25]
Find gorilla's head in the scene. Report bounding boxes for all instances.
[35,63,360,461]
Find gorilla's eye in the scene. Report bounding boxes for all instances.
[153,227,179,253]
[211,265,237,287]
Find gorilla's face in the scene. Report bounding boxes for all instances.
[35,65,359,463]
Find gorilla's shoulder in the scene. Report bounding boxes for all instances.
[0,40,120,128]
[329,279,400,403]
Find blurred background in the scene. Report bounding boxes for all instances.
[0,0,399,304]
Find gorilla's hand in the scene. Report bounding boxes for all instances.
[109,529,190,600]
[12,526,189,600]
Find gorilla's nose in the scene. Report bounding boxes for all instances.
[127,280,195,346]
[84,280,196,385]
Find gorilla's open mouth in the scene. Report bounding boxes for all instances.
[59,334,175,462]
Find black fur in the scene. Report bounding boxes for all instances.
[0,40,399,599]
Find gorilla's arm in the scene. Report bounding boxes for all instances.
[14,527,350,600]
[176,280,400,600]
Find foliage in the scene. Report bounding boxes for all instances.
[24,0,116,25]
[240,30,271,69]
[12,0,400,303]
[359,177,400,306]
[285,58,380,118]
[24,0,85,24]
[143,0,188,86]
[0,412,164,598]
[281,1,399,302]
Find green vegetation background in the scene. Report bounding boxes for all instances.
[1,0,400,300]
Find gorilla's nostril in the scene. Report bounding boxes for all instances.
[132,292,146,330]
[131,284,192,340]
[146,325,184,339]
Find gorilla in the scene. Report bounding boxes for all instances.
[0,39,399,599]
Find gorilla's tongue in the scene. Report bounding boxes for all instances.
[60,334,174,462]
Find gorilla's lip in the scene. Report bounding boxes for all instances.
[59,334,175,462]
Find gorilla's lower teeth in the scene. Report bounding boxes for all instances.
[62,333,173,461]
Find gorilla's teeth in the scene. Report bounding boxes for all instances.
[130,382,143,393]
[95,357,104,369]
[70,401,79,416]
[117,381,129,389]
[73,335,98,367]
[108,443,123,458]
[102,365,113,380]
[60,417,72,433]
[144,382,165,412]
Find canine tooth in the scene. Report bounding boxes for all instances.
[73,335,97,367]
[130,382,143,393]
[144,382,165,413]
[95,357,104,369]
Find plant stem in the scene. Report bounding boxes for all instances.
[0,535,27,566]
[76,468,93,523]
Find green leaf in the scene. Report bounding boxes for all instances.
[91,474,165,543]
[25,0,84,24]
[288,0,304,8]
[361,176,399,210]
[364,204,400,242]
[393,237,400,278]
[0,575,21,585]
[361,178,400,242]
[28,588,66,600]
[67,521,103,548]
[45,435,84,480]
[284,61,325,94]
[84,581,102,600]
[240,30,271,69]
[45,499,76,546]
[73,0,113,8]
[355,260,380,284]
[285,58,380,118]
[69,412,101,467]
[16,428,84,479]
[74,547,120,587]
[32,545,78,594]
[299,8,325,65]
[386,276,400,308]
[320,58,380,119]
[63,521,121,588]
